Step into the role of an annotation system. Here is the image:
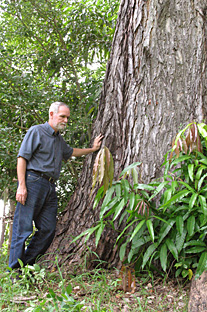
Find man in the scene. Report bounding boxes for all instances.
[9,101,103,269]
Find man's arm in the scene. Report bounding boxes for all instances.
[72,134,104,157]
[16,157,27,205]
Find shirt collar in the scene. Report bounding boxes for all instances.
[44,122,59,136]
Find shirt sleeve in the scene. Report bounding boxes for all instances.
[17,127,40,161]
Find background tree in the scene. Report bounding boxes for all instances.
[45,0,207,270]
[0,0,119,208]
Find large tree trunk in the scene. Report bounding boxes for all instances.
[46,0,207,271]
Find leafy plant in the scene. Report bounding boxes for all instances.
[154,122,207,279]
[75,122,207,281]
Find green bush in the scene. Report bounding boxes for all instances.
[75,122,207,280]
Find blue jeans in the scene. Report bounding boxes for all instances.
[9,171,58,269]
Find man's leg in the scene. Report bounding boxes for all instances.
[24,182,58,265]
[9,171,52,269]
[8,201,34,269]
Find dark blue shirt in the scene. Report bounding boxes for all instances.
[17,122,73,180]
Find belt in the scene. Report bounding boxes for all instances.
[27,170,55,184]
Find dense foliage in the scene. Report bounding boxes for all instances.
[78,122,207,280]
[0,0,119,207]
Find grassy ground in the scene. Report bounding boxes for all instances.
[0,254,190,311]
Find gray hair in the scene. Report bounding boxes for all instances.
[49,102,69,115]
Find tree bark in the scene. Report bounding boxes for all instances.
[188,273,207,311]
[46,0,207,271]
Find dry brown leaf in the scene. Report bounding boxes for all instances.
[118,265,136,293]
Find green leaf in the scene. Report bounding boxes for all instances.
[195,167,203,181]
[175,268,182,278]
[171,181,178,192]
[128,248,136,263]
[176,215,184,236]
[66,284,72,295]
[170,155,191,167]
[161,190,190,210]
[48,288,56,298]
[129,192,135,210]
[71,224,100,244]
[149,181,169,201]
[131,236,151,249]
[134,184,155,191]
[163,188,172,203]
[166,238,178,261]
[160,243,167,272]
[100,186,115,210]
[187,215,195,236]
[95,222,105,247]
[121,179,130,192]
[184,240,206,248]
[176,228,187,253]
[130,220,146,242]
[182,269,189,278]
[142,243,158,269]
[199,195,207,215]
[131,167,138,185]
[199,159,207,166]
[112,198,126,221]
[116,219,139,242]
[178,181,195,193]
[115,183,122,198]
[188,164,194,182]
[198,173,207,191]
[146,219,154,242]
[189,193,198,209]
[185,246,206,253]
[120,162,142,177]
[17,259,24,268]
[93,186,104,209]
[100,197,118,219]
[195,252,207,279]
[121,179,130,202]
[119,209,128,226]
[198,123,207,138]
[158,220,175,244]
[119,242,128,261]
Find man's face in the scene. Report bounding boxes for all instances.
[50,106,70,132]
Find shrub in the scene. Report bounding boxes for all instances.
[74,122,207,280]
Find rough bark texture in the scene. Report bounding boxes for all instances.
[188,272,207,311]
[46,0,207,273]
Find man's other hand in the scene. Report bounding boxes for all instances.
[16,186,28,205]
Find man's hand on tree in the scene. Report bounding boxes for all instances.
[92,134,104,151]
